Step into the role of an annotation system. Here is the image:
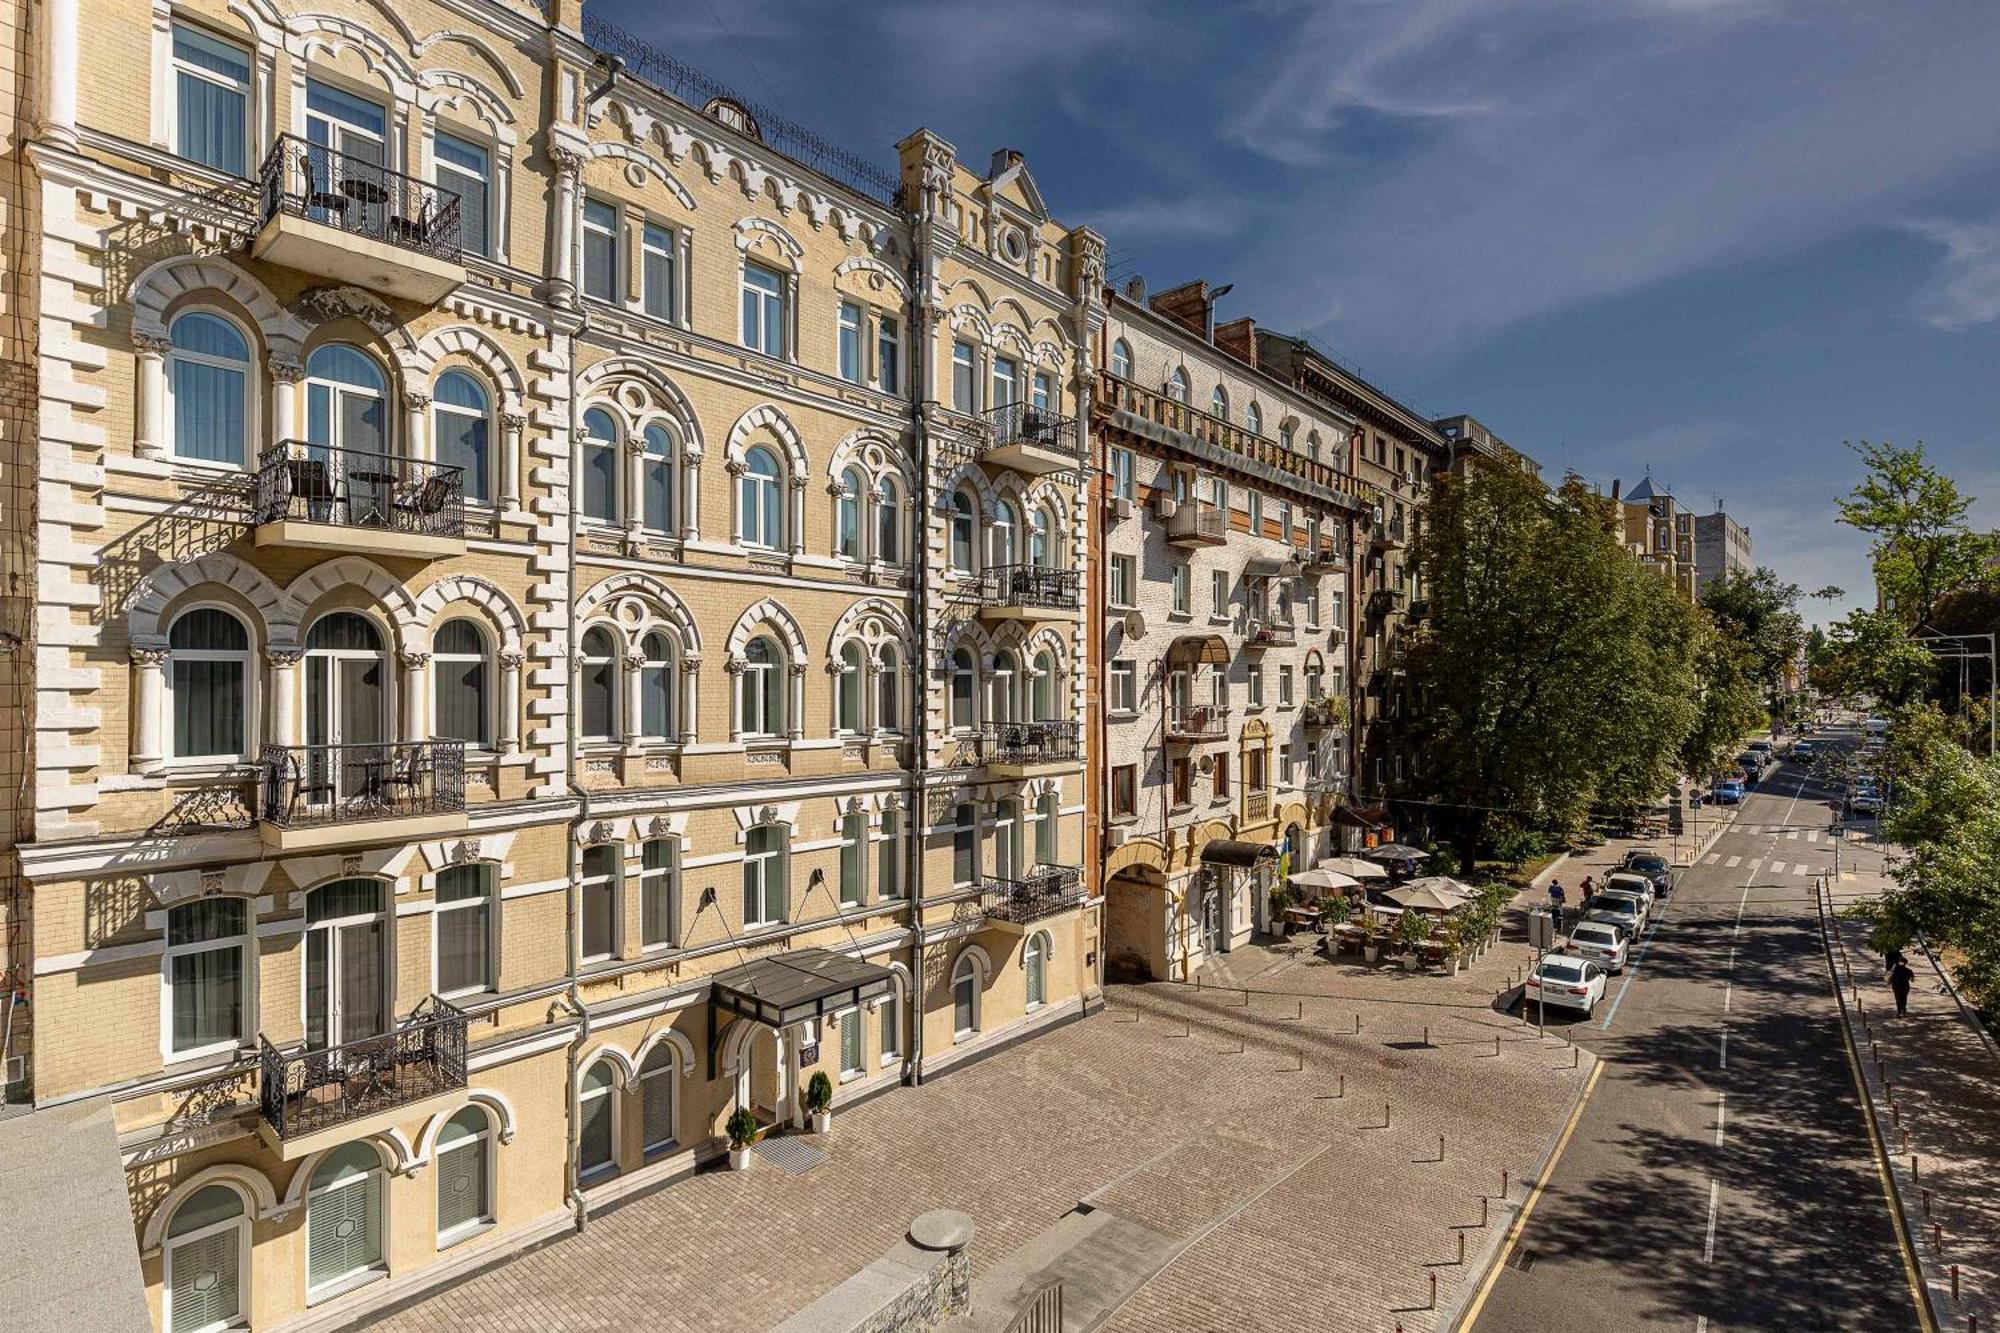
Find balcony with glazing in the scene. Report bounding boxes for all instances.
[980,865,1086,931]
[258,740,467,851]
[253,443,466,559]
[966,564,1082,623]
[981,720,1082,777]
[256,998,467,1159]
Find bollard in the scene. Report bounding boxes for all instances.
[1382,1101,1392,1129]
[1480,1195,1489,1228]
[1424,1024,1431,1047]
[1933,1222,1942,1253]
[1355,1013,1363,1035]
[1429,1273,1437,1310]
[1439,1133,1447,1163]
[1502,1169,1510,1199]
[1923,1188,1933,1217]
[1338,1073,1346,1099]
[1495,1034,1503,1057]
[1952,1265,1960,1301]
[1572,1044,1581,1069]
[1457,1231,1466,1265]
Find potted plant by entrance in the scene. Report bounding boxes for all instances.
[1395,910,1433,971]
[804,1070,834,1135]
[726,1108,759,1171]
[1268,883,1298,939]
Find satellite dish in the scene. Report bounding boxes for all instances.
[1197,754,1215,774]
[1123,275,1147,302]
[1123,609,1146,639]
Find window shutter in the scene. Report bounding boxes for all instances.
[643,1077,676,1151]
[168,1229,239,1333]
[308,1174,381,1290]
[841,1012,862,1072]
[436,1143,486,1238]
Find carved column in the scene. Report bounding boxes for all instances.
[621,651,645,746]
[678,655,701,744]
[548,146,584,310]
[271,358,303,449]
[44,0,79,147]
[624,433,647,545]
[404,389,432,465]
[130,647,169,772]
[788,661,807,740]
[498,651,523,755]
[267,647,302,748]
[724,656,745,742]
[133,334,170,461]
[788,474,807,557]
[500,412,526,511]
[398,651,430,744]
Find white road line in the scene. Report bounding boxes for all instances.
[1726,855,1743,868]
[1703,1178,1721,1261]
[1723,981,1732,1013]
[1718,1031,1729,1071]
[1808,830,1823,843]
[1715,1090,1727,1144]
[1787,829,1801,841]
[1770,861,1788,875]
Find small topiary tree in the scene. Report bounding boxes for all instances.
[1396,911,1433,949]
[726,1107,760,1150]
[804,1070,833,1116]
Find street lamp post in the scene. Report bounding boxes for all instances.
[1910,631,1997,758]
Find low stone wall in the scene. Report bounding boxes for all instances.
[771,1211,973,1333]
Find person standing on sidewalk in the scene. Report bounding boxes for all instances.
[1547,879,1567,933]
[1889,958,1916,1015]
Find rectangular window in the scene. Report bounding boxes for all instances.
[840,1008,864,1076]
[166,899,246,1057]
[1210,476,1229,512]
[1110,554,1136,608]
[1213,753,1230,798]
[1248,492,1263,536]
[172,25,249,175]
[878,812,903,901]
[580,844,618,962]
[640,839,678,947]
[1172,564,1190,615]
[1032,371,1053,412]
[1247,664,1263,707]
[1171,757,1191,806]
[1110,447,1135,500]
[838,301,864,383]
[952,340,977,412]
[1278,743,1292,784]
[951,807,977,886]
[1279,666,1295,706]
[1305,588,1321,628]
[434,132,490,258]
[839,813,865,907]
[434,865,494,995]
[879,991,901,1062]
[876,315,901,393]
[641,222,676,320]
[581,198,617,303]
[741,261,786,357]
[1110,660,1136,713]
[992,356,1019,407]
[1280,501,1293,544]
[1211,569,1229,617]
[1111,764,1137,817]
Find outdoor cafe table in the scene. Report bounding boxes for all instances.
[1282,904,1324,933]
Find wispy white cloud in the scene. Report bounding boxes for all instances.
[1082,197,1246,241]
[1905,214,2000,332]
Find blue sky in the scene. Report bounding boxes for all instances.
[596,0,2000,623]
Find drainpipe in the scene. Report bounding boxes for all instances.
[905,196,932,1088]
[558,311,592,1233]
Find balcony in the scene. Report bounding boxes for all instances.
[1366,588,1407,620]
[980,401,1085,476]
[1302,698,1347,731]
[982,720,1082,777]
[1244,790,1271,823]
[252,134,465,303]
[1164,502,1228,548]
[1302,545,1347,574]
[1246,617,1297,649]
[253,443,466,559]
[1370,517,1408,551]
[1165,703,1231,743]
[981,865,1086,930]
[256,999,467,1159]
[258,740,467,852]
[971,563,1082,622]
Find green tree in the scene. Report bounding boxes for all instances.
[1816,608,1936,708]
[1837,440,1997,629]
[1680,624,1763,780]
[1700,567,1804,713]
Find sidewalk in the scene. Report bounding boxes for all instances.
[1823,880,2000,1332]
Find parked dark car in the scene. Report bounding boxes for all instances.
[1622,849,1673,896]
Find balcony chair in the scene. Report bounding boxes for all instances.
[278,749,337,821]
[377,745,430,811]
[283,456,336,522]
[393,471,456,529]
[299,153,350,220]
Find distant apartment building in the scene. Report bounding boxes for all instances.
[1693,510,1754,593]
[1613,476,1700,603]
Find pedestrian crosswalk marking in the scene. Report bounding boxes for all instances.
[1807,831,1822,843]
[1725,855,1742,868]
[1770,861,1787,875]
[1786,830,1800,841]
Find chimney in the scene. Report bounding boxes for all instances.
[990,147,1025,176]
[1610,479,1622,503]
[1148,280,1212,339]
[1214,317,1258,370]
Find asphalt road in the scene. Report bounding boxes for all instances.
[1471,724,1924,1333]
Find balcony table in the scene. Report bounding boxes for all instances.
[346,465,397,526]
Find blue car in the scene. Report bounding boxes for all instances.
[1714,779,1745,805]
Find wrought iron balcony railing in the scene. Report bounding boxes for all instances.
[255,443,465,537]
[259,133,463,261]
[981,866,1085,925]
[981,400,1084,466]
[1165,703,1231,742]
[974,563,1082,612]
[258,998,467,1141]
[259,740,466,829]
[983,719,1081,766]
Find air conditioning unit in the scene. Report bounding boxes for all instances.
[1105,827,1127,849]
[1153,495,1179,520]
[1108,496,1134,522]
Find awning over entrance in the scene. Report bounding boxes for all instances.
[1200,839,1278,867]
[710,948,897,1029]
[1241,557,1298,579]
[1169,633,1230,665]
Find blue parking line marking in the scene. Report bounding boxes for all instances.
[1600,900,1671,1030]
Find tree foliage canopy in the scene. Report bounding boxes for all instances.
[1837,440,1996,629]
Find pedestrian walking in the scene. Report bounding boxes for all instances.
[1547,879,1567,933]
[1884,945,1907,974]
[1889,959,1916,1015]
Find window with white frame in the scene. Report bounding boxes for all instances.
[993,356,1019,406]
[1033,371,1053,413]
[167,311,252,467]
[1110,446,1134,500]
[949,491,977,571]
[167,607,250,762]
[1110,554,1136,608]
[164,897,247,1059]
[164,1183,248,1333]
[951,802,978,886]
[1110,339,1133,379]
[432,618,490,747]
[1211,569,1229,617]
[1279,500,1293,544]
[876,314,901,393]
[878,808,904,900]
[580,844,619,963]
[839,1005,864,1076]
[1248,492,1263,536]
[951,951,981,1036]
[638,1043,677,1154]
[641,424,675,533]
[434,1106,494,1246]
[636,630,673,740]
[952,340,977,413]
[949,648,976,731]
[580,408,618,523]
[433,371,491,504]
[1280,422,1295,451]
[741,261,787,358]
[1279,665,1295,706]
[876,475,902,564]
[739,635,785,736]
[1171,563,1190,615]
[1036,791,1058,865]
[878,985,901,1063]
[877,644,902,732]
[1247,663,1263,708]
[581,198,618,303]
[1247,402,1263,436]
[738,445,783,548]
[171,25,249,176]
[1305,587,1321,628]
[743,823,786,926]
[1210,385,1229,420]
[434,132,491,258]
[577,1060,618,1179]
[579,626,617,741]
[1024,930,1049,1008]
[306,1143,385,1297]
[641,837,678,947]
[433,863,495,996]
[838,301,864,383]
[837,465,864,560]
[1278,742,1292,785]
[641,222,676,320]
[1109,659,1136,713]
[835,642,864,733]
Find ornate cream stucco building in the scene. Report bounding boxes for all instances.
[1,0,1102,1327]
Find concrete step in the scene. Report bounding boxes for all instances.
[959,1204,1179,1333]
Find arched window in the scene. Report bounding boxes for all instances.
[1036,791,1059,865]
[948,491,976,572]
[580,408,617,523]
[164,1183,248,1333]
[1210,385,1229,420]
[951,951,982,1037]
[164,897,248,1059]
[1032,650,1056,722]
[1306,430,1322,461]
[993,797,1021,880]
[577,1060,618,1180]
[307,1142,386,1296]
[949,648,976,731]
[305,343,388,459]
[835,642,864,733]
[580,843,619,962]
[168,311,252,466]
[876,476,901,564]
[1246,402,1263,437]
[639,632,674,740]
[641,423,676,532]
[739,445,783,548]
[579,627,617,741]
[993,650,1023,725]
[1167,367,1189,404]
[743,822,786,926]
[433,371,490,503]
[432,618,489,747]
[1280,422,1295,451]
[1030,505,1056,567]
[992,499,1019,569]
[1110,339,1133,380]
[638,1043,678,1154]
[1025,931,1049,1009]
[434,1105,494,1246]
[837,465,864,560]
[167,607,250,762]
[740,635,784,736]
[877,645,902,732]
